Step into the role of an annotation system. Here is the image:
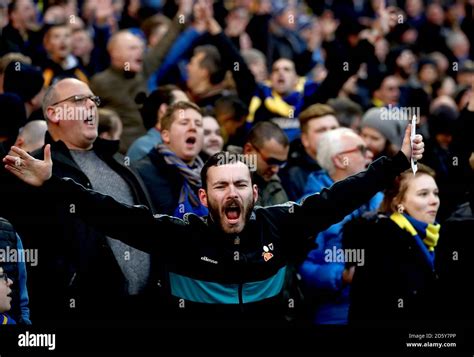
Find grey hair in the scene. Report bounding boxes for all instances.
[316,128,357,175]
[446,30,468,51]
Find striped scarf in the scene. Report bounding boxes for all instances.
[156,144,203,208]
[390,212,441,269]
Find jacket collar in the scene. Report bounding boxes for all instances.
[44,131,120,158]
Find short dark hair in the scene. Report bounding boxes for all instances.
[98,108,120,136]
[214,95,249,122]
[298,104,337,133]
[160,101,202,132]
[137,85,180,130]
[246,121,289,149]
[200,151,253,190]
[194,45,226,85]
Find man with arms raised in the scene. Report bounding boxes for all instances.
[4,122,424,323]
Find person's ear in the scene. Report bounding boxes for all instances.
[300,132,309,149]
[243,142,253,155]
[333,154,347,170]
[198,188,208,207]
[47,107,60,124]
[161,129,170,144]
[252,184,259,204]
[158,104,167,123]
[14,137,24,148]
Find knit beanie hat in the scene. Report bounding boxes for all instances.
[361,107,404,145]
[3,62,44,103]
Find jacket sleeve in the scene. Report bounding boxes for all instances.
[302,39,375,110]
[208,32,257,106]
[42,175,185,254]
[15,234,31,325]
[278,151,410,243]
[299,232,345,293]
[147,28,203,91]
[142,15,186,80]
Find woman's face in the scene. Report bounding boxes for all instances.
[401,174,440,224]
[361,127,386,157]
[0,267,13,313]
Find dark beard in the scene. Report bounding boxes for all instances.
[207,197,255,233]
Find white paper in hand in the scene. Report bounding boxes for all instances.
[410,115,418,175]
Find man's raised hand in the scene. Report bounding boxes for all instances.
[3,145,53,187]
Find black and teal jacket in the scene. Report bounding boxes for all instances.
[42,152,410,321]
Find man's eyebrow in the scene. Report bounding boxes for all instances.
[234,179,250,184]
[212,180,229,186]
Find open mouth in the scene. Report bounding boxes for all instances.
[84,115,95,126]
[185,136,197,146]
[224,202,241,223]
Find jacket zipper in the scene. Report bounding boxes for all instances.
[235,235,244,312]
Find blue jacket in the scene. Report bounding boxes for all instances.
[16,235,31,324]
[127,128,162,162]
[299,170,383,324]
[147,28,202,91]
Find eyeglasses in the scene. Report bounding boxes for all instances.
[0,272,9,283]
[253,145,287,168]
[51,95,101,107]
[337,144,370,156]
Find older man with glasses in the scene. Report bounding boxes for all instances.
[2,78,155,322]
[299,128,384,325]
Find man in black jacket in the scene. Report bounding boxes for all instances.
[2,78,155,322]
[4,119,424,324]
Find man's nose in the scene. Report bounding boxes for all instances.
[188,121,197,130]
[7,278,13,286]
[227,185,238,197]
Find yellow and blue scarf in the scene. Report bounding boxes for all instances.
[1,313,16,325]
[390,212,441,269]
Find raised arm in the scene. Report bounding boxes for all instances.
[278,124,424,240]
[3,145,183,254]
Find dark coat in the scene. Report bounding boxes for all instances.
[132,148,188,216]
[345,215,442,325]
[279,140,321,202]
[2,132,156,321]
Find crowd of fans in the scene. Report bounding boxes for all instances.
[0,0,473,326]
